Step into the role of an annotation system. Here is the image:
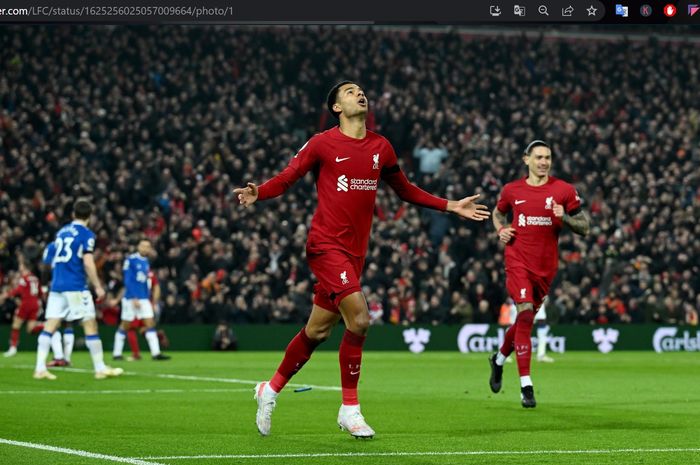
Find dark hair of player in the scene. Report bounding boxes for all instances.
[73,199,93,220]
[524,140,551,156]
[326,80,358,119]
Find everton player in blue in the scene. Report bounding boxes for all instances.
[34,200,123,380]
[41,242,76,367]
[112,239,170,361]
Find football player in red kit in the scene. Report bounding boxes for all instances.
[235,81,490,438]
[2,262,43,357]
[489,140,590,407]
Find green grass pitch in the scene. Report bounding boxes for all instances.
[1,351,699,465]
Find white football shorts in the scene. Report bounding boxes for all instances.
[120,298,154,322]
[45,291,96,322]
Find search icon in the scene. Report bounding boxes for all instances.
[538,5,549,15]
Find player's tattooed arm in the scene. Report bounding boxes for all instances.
[553,201,590,236]
[562,210,590,236]
[493,209,508,232]
[493,208,515,244]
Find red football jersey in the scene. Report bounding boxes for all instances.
[147,270,158,291]
[8,272,42,310]
[147,270,159,304]
[496,176,582,276]
[257,127,447,257]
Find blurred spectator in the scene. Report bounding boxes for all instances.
[212,321,238,351]
[474,300,494,324]
[413,136,449,175]
[367,293,384,325]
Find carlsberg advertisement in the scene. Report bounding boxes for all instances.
[449,324,699,354]
[392,324,700,353]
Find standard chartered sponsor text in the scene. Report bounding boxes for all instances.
[0,6,234,18]
[526,216,553,226]
[350,179,378,191]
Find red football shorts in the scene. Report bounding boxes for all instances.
[15,304,40,321]
[505,267,555,311]
[307,250,365,313]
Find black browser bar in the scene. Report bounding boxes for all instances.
[0,0,697,24]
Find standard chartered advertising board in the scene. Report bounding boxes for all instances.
[400,325,700,354]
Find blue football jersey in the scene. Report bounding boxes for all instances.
[42,242,56,267]
[50,222,96,292]
[123,253,150,299]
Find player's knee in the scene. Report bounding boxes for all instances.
[306,325,332,342]
[315,329,332,343]
[347,313,369,335]
[82,319,98,334]
[516,309,535,326]
[516,302,534,313]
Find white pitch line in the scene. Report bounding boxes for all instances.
[2,364,341,391]
[0,388,252,395]
[152,373,341,391]
[0,438,165,465]
[135,447,700,460]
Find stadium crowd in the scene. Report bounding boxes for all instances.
[1,26,699,327]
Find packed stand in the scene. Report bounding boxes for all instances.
[1,26,699,327]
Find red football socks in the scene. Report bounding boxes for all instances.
[10,328,20,348]
[127,330,140,358]
[269,327,320,393]
[30,324,44,335]
[339,329,366,406]
[514,310,535,377]
[499,323,517,358]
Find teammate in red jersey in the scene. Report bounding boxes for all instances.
[488,140,590,407]
[235,81,490,438]
[2,262,44,357]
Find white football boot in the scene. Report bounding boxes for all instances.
[337,404,375,439]
[33,370,57,380]
[254,382,276,436]
[3,346,17,357]
[95,366,124,380]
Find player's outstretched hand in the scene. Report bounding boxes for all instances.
[233,183,259,208]
[447,194,490,221]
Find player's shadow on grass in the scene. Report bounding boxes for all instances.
[460,404,677,435]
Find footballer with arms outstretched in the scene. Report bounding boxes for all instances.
[235,81,490,438]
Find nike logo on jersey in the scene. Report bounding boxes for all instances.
[335,156,351,162]
[349,370,360,375]
[515,200,526,205]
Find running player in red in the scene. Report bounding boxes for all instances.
[2,262,44,357]
[488,140,590,407]
[235,81,490,438]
